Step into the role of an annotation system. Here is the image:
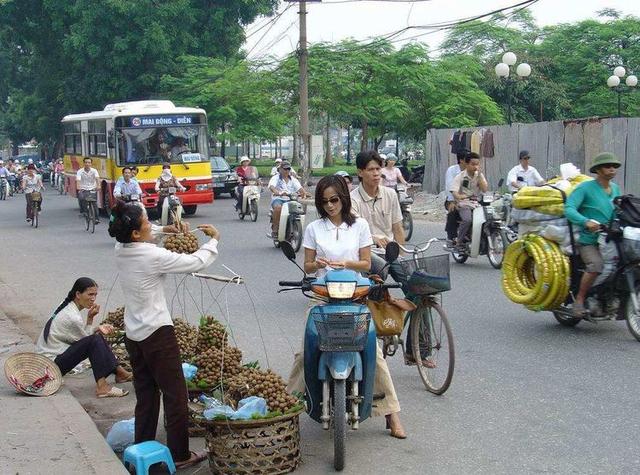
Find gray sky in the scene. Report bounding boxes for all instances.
[243,0,640,60]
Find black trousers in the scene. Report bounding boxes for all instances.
[125,326,190,463]
[54,333,118,382]
[444,200,459,240]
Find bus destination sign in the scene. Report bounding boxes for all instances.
[121,114,202,128]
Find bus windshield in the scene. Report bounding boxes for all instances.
[116,125,209,166]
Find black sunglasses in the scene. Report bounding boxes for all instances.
[321,197,341,205]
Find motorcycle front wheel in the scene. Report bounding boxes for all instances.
[487,229,507,269]
[250,199,258,222]
[402,210,413,241]
[332,379,346,471]
[625,283,640,341]
[289,220,303,252]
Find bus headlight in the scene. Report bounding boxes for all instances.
[195,184,210,191]
[326,282,356,299]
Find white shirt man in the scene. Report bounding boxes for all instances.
[507,151,544,192]
[76,161,100,191]
[444,163,461,204]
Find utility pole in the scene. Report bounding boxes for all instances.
[298,0,311,183]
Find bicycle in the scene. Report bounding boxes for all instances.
[379,238,455,395]
[80,190,98,234]
[0,176,7,200]
[29,191,42,228]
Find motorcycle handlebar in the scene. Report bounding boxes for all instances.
[279,280,303,287]
[381,283,403,290]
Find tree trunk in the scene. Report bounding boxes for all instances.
[324,113,333,167]
[346,126,351,164]
[360,119,368,152]
[220,123,226,159]
[374,135,384,151]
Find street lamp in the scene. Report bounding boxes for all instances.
[606,66,637,117]
[495,52,531,125]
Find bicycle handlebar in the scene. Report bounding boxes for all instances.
[398,237,443,254]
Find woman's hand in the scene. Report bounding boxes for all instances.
[87,303,100,320]
[95,324,114,335]
[328,260,347,269]
[316,257,330,269]
[198,224,220,240]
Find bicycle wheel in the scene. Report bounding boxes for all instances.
[33,205,39,228]
[409,301,455,395]
[89,203,96,234]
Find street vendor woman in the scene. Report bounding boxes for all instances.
[35,277,132,398]
[565,152,622,318]
[108,199,220,469]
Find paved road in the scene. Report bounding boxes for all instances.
[1,188,640,474]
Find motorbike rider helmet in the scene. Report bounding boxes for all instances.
[589,152,621,174]
[335,170,352,183]
[275,158,282,164]
[379,153,387,161]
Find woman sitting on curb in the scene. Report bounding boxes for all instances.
[35,277,132,398]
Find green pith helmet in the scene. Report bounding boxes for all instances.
[589,152,621,173]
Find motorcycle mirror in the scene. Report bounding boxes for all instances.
[497,178,504,188]
[385,242,400,263]
[280,241,297,261]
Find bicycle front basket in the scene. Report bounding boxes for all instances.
[398,253,451,295]
[85,190,98,202]
[312,312,370,352]
[30,192,42,202]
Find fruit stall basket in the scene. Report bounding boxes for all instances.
[198,409,303,474]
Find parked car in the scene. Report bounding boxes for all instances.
[210,156,239,197]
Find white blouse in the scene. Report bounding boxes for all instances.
[35,301,91,360]
[115,237,219,341]
[303,217,373,277]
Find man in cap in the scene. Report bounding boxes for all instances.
[565,152,622,317]
[270,158,283,177]
[268,160,308,238]
[506,150,545,193]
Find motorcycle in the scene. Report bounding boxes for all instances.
[552,197,640,336]
[160,186,183,226]
[398,157,424,184]
[493,191,518,243]
[448,182,509,269]
[278,241,402,471]
[235,166,261,222]
[269,192,305,251]
[395,183,414,241]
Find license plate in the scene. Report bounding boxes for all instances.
[213,183,224,188]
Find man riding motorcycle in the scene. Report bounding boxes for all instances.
[444,150,468,247]
[565,152,622,318]
[268,161,308,238]
[113,166,143,201]
[449,152,488,252]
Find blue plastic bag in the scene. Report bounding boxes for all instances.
[106,417,135,452]
[232,396,268,420]
[182,363,198,381]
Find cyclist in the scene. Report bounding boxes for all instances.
[0,160,9,196]
[22,164,44,222]
[53,159,65,190]
[114,166,143,200]
[76,157,101,224]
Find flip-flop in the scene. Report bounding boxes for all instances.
[115,374,133,383]
[175,451,206,470]
[97,387,129,398]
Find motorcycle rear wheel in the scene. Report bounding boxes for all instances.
[250,199,258,222]
[332,379,346,471]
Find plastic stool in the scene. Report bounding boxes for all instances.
[123,441,176,474]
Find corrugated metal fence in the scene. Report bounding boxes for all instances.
[424,117,640,194]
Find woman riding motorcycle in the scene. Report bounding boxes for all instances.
[286,174,407,439]
[155,162,185,217]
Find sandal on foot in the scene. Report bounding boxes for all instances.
[115,374,133,383]
[175,451,206,470]
[404,355,437,368]
[97,387,129,398]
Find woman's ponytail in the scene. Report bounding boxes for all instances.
[108,199,143,243]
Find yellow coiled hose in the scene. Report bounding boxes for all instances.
[501,234,570,311]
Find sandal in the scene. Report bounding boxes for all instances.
[97,386,129,398]
[175,451,206,470]
[404,355,437,369]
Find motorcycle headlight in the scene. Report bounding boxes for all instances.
[326,282,356,299]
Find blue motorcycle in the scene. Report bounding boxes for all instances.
[278,241,401,471]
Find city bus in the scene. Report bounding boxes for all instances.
[61,100,213,215]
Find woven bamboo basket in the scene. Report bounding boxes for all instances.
[4,352,63,397]
[200,409,303,474]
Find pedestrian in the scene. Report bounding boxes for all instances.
[108,200,220,469]
[35,277,132,398]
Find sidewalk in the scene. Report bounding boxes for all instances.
[0,311,127,475]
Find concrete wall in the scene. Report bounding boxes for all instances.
[424,117,640,194]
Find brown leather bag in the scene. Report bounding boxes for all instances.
[367,291,417,337]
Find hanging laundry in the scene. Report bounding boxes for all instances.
[450,130,463,154]
[481,129,495,158]
[471,130,482,155]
